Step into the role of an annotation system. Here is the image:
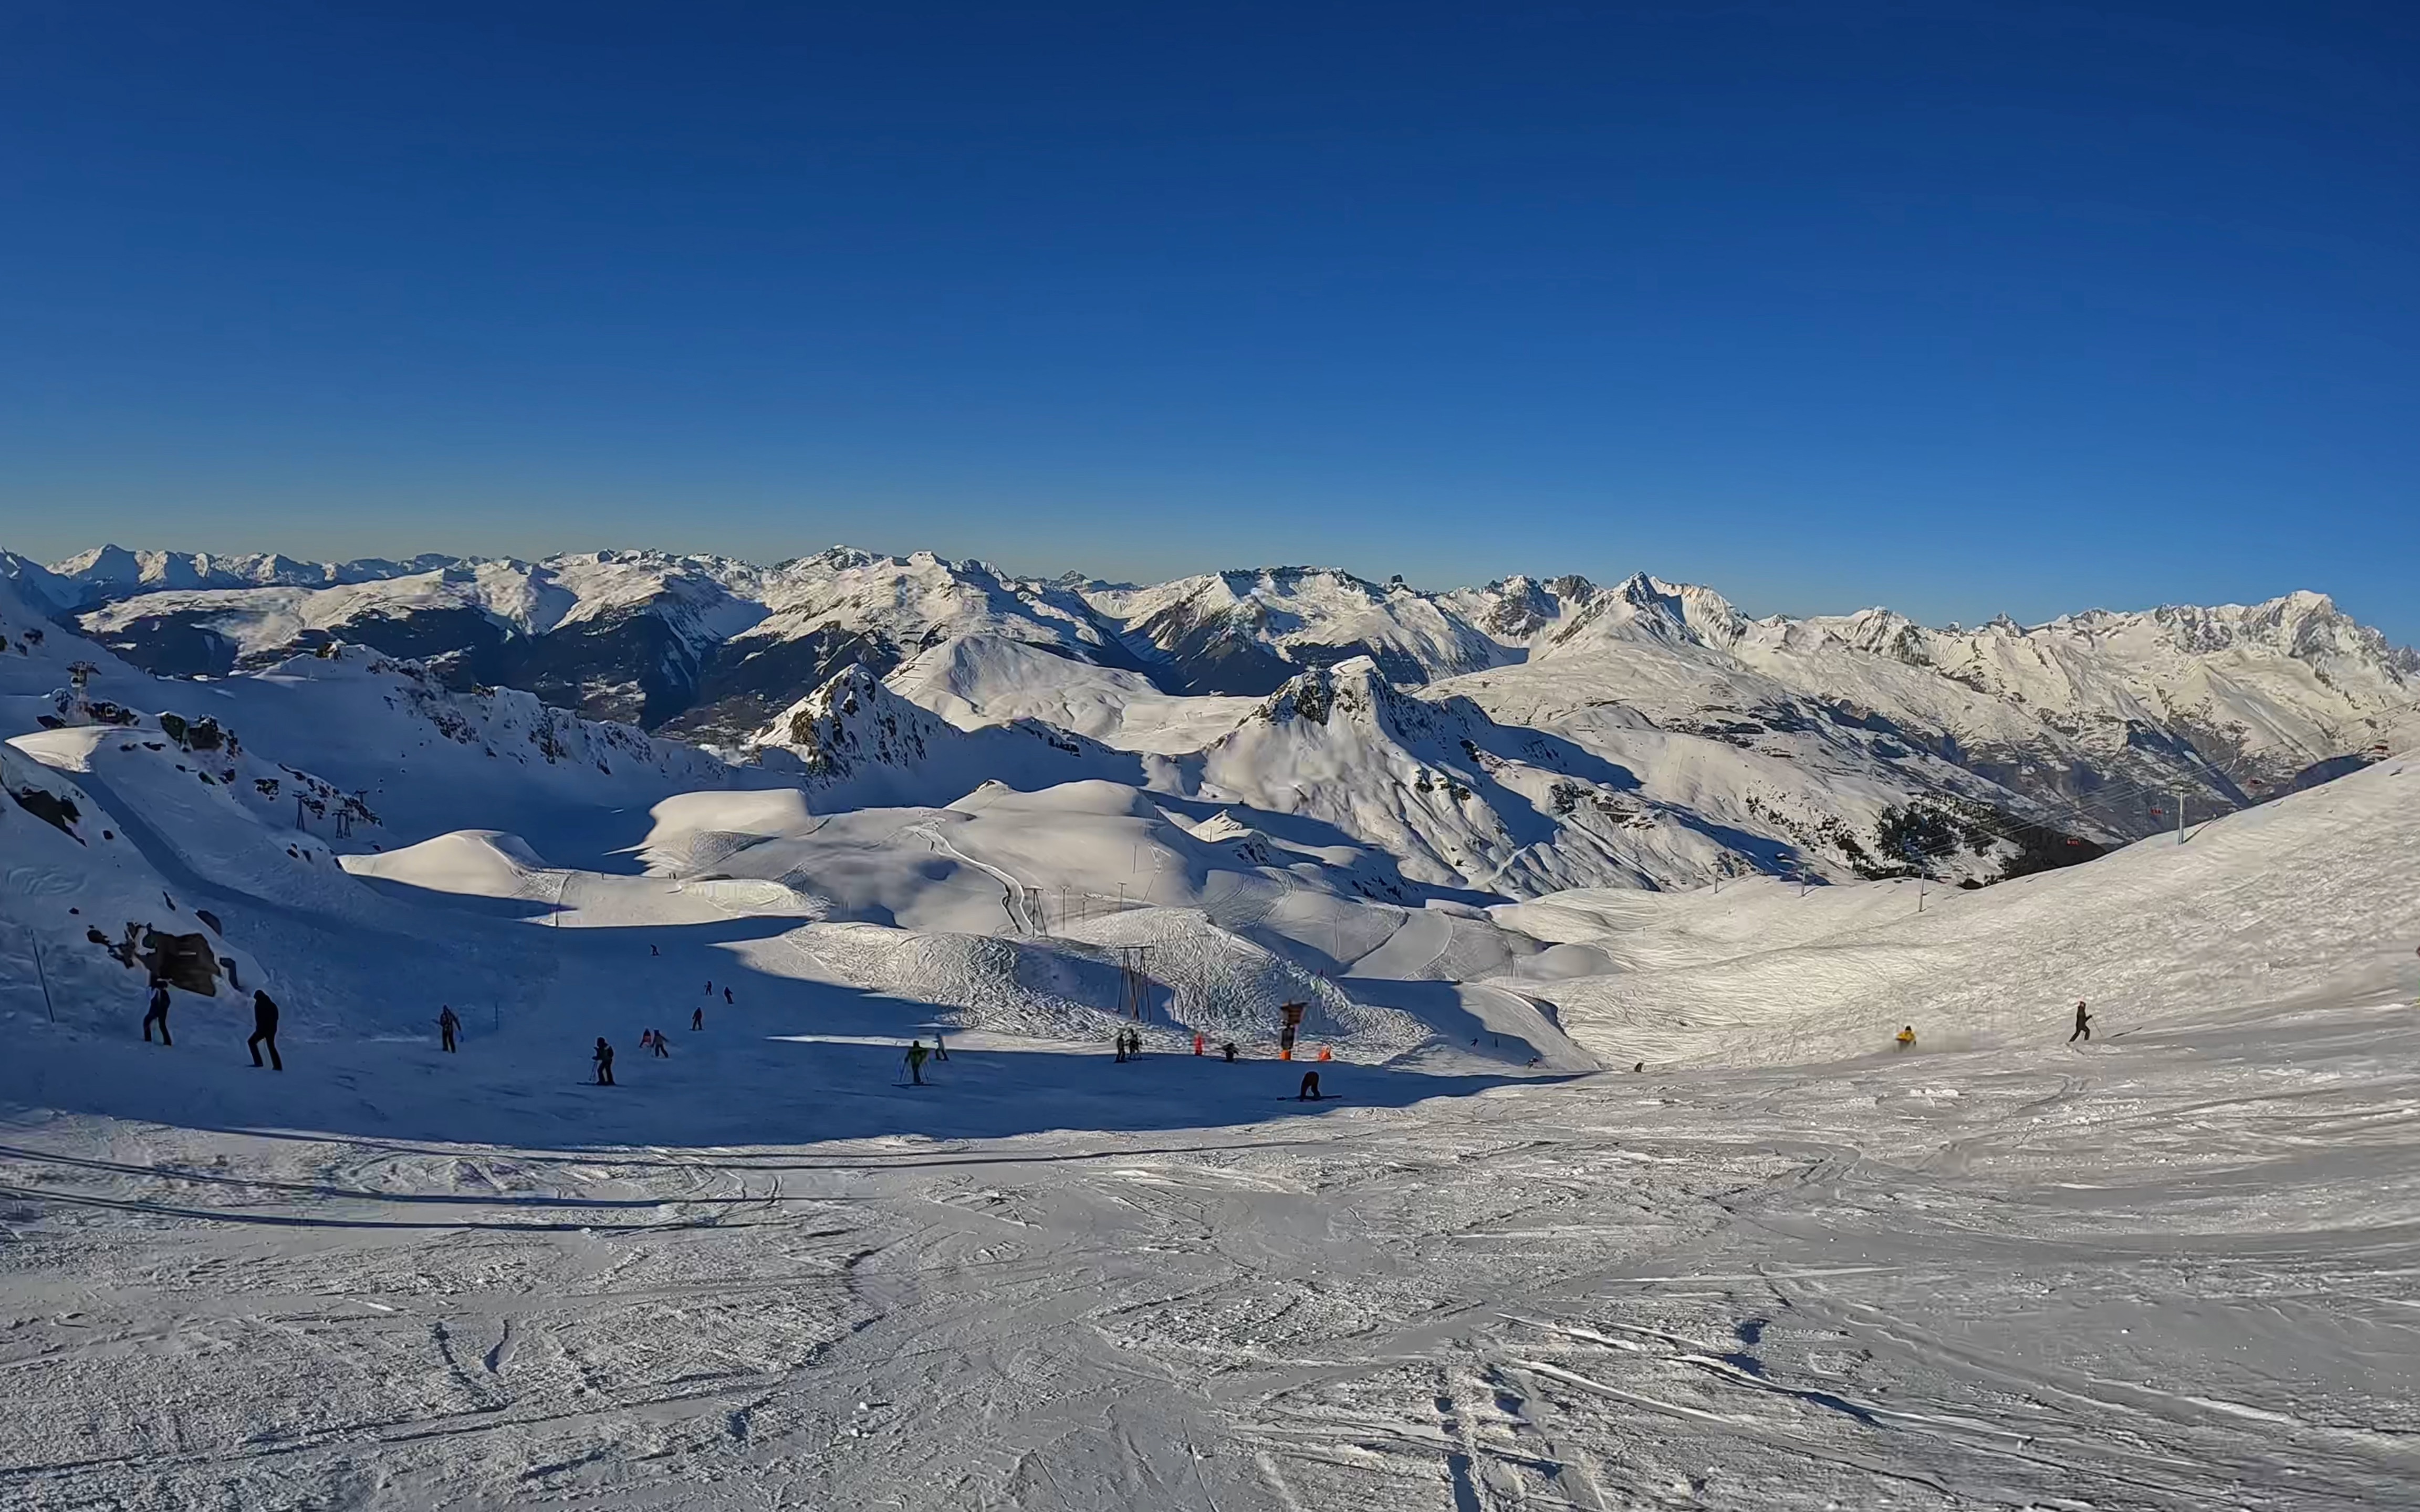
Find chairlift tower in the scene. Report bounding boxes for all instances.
[66,660,99,722]
[1118,944,1155,1020]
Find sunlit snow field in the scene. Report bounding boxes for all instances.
[2,715,2414,1507]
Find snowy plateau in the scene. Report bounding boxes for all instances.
[0,540,2415,1510]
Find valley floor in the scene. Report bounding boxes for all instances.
[5,981,2416,1510]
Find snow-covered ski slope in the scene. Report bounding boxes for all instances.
[1504,755,2420,1069]
[3,549,2416,1512]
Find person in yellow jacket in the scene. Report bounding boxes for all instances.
[1895,1025,1916,1050]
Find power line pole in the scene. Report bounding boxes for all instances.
[2176,788,2186,845]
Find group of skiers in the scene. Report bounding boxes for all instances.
[593,1016,717,1084]
[892,1026,1322,1095]
[590,957,731,1084]
[128,923,1367,1101]
[138,979,283,1070]
[901,1033,947,1085]
[1892,1001,2096,1052]
[139,963,2112,1093]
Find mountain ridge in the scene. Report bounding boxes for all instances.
[7,541,2409,891]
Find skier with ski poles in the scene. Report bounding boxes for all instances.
[2069,1000,2092,1043]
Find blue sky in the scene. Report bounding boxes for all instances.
[2,2,2414,640]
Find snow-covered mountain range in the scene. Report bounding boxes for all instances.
[6,542,2411,898]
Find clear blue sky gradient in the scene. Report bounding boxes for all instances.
[2,3,2414,639]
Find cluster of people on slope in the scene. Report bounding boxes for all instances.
[139,979,283,1069]
[1889,1001,2094,1053]
[137,952,2117,1100]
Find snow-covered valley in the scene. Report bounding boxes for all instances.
[1,545,2416,1509]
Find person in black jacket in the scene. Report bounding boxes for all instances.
[142,979,173,1046]
[247,990,282,1070]
[438,1005,460,1053]
[2069,1000,2092,1043]
[594,1037,616,1086]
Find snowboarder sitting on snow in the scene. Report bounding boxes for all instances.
[437,1005,460,1053]
[142,979,172,1046]
[248,990,283,1070]
[594,1037,616,1086]
[1895,1025,1916,1050]
[2068,1000,2091,1043]
[904,1040,930,1086]
[1298,1070,1322,1101]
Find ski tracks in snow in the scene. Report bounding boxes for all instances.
[4,1026,2419,1508]
[902,821,1035,935]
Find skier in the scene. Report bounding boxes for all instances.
[932,1030,948,1062]
[691,1006,704,1031]
[1317,1045,1332,1062]
[1222,1042,1238,1062]
[2068,1000,2092,1044]
[723,986,733,1005]
[593,1037,616,1086]
[437,1005,460,1053]
[247,989,283,1070]
[1193,1032,1205,1056]
[650,943,659,956]
[651,1027,670,1058]
[1113,1030,1127,1064]
[904,1039,930,1086]
[142,979,173,1046]
[1895,1025,1916,1051]
[1298,1070,1322,1101]
[1126,1028,1142,1059]
[703,980,713,995]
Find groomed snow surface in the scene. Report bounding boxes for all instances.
[2,730,2417,1507]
